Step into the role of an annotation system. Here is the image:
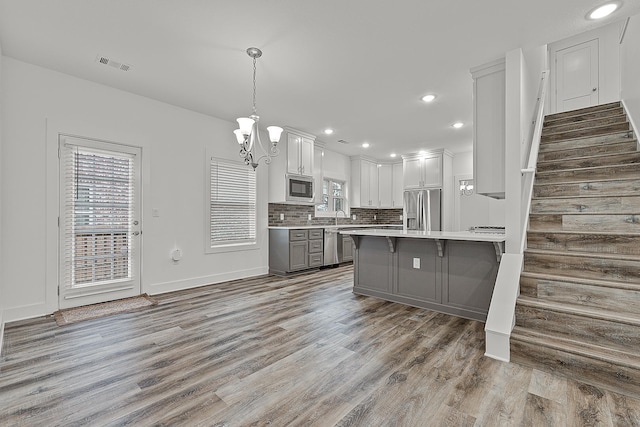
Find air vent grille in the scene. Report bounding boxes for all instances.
[337,139,349,144]
[95,55,131,72]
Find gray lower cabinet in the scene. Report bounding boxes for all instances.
[269,228,324,275]
[341,236,354,262]
[352,235,502,321]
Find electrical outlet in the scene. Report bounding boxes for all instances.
[399,215,403,221]
[280,213,284,220]
[352,214,356,220]
[374,214,377,220]
[413,258,420,269]
[152,208,160,217]
[308,214,312,221]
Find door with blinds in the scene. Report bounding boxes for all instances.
[59,136,142,309]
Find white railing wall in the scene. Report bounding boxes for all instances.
[484,69,549,361]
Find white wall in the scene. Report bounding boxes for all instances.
[0,42,4,347]
[621,14,640,135]
[1,57,269,322]
[549,22,622,114]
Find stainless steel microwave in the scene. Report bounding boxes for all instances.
[286,174,314,203]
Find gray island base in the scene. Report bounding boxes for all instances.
[340,229,505,322]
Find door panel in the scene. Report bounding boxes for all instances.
[556,39,599,113]
[59,136,142,309]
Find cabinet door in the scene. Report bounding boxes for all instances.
[422,155,442,187]
[359,161,372,206]
[368,162,379,207]
[299,137,314,176]
[392,162,403,208]
[342,237,354,262]
[378,164,393,208]
[286,134,301,174]
[403,158,423,189]
[289,241,308,271]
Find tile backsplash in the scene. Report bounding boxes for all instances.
[268,203,403,227]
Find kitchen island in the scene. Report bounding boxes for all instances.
[339,229,505,322]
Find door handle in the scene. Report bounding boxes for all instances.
[592,88,597,92]
[133,231,140,236]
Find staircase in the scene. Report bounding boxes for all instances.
[510,101,640,398]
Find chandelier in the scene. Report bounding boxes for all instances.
[233,47,283,170]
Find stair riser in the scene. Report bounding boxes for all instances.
[535,164,640,184]
[515,304,640,353]
[542,114,628,135]
[534,179,640,198]
[510,339,640,399]
[544,102,621,122]
[538,141,637,162]
[543,107,624,128]
[537,153,640,173]
[523,252,640,283]
[520,276,640,313]
[530,196,640,214]
[526,233,640,256]
[539,132,634,153]
[529,214,640,233]
[541,123,630,143]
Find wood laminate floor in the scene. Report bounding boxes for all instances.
[2,265,640,426]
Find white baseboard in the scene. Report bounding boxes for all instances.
[4,302,50,323]
[146,266,269,296]
[0,310,5,356]
[621,98,639,149]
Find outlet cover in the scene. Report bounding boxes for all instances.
[280,213,284,220]
[413,258,420,269]
[352,214,356,220]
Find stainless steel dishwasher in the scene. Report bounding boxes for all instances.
[323,228,339,266]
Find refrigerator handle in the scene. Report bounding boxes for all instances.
[426,190,431,232]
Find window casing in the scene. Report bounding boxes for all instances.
[316,178,346,215]
[207,157,257,252]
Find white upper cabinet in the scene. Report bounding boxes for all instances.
[286,130,314,176]
[471,58,505,198]
[392,162,403,208]
[351,157,401,209]
[403,152,443,189]
[378,164,393,208]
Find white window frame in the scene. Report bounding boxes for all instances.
[206,156,259,254]
[315,177,349,218]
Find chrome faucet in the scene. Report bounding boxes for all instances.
[335,209,347,226]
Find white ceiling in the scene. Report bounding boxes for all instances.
[1,0,639,159]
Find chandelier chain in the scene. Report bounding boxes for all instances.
[252,56,257,116]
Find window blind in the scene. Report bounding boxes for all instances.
[209,158,257,247]
[61,143,136,289]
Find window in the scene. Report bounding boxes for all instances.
[208,157,257,251]
[316,178,346,214]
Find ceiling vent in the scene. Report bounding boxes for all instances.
[337,139,349,144]
[95,55,131,72]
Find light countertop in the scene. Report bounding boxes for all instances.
[268,224,402,230]
[339,228,506,243]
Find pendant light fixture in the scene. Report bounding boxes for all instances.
[233,47,283,169]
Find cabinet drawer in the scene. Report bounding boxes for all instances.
[308,229,323,240]
[289,230,308,241]
[309,253,323,267]
[309,239,323,253]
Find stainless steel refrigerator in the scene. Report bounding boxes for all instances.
[403,189,441,231]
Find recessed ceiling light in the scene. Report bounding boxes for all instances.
[362,143,370,148]
[390,153,397,158]
[421,94,437,103]
[452,122,464,129]
[323,128,334,135]
[587,2,620,20]
[418,150,427,155]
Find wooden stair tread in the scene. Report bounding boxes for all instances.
[537,150,640,166]
[544,102,622,122]
[540,130,634,147]
[532,193,640,200]
[536,162,640,175]
[511,326,640,370]
[534,176,640,186]
[527,229,640,237]
[525,247,640,261]
[520,271,640,291]
[541,122,630,141]
[542,113,628,135]
[516,295,640,327]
